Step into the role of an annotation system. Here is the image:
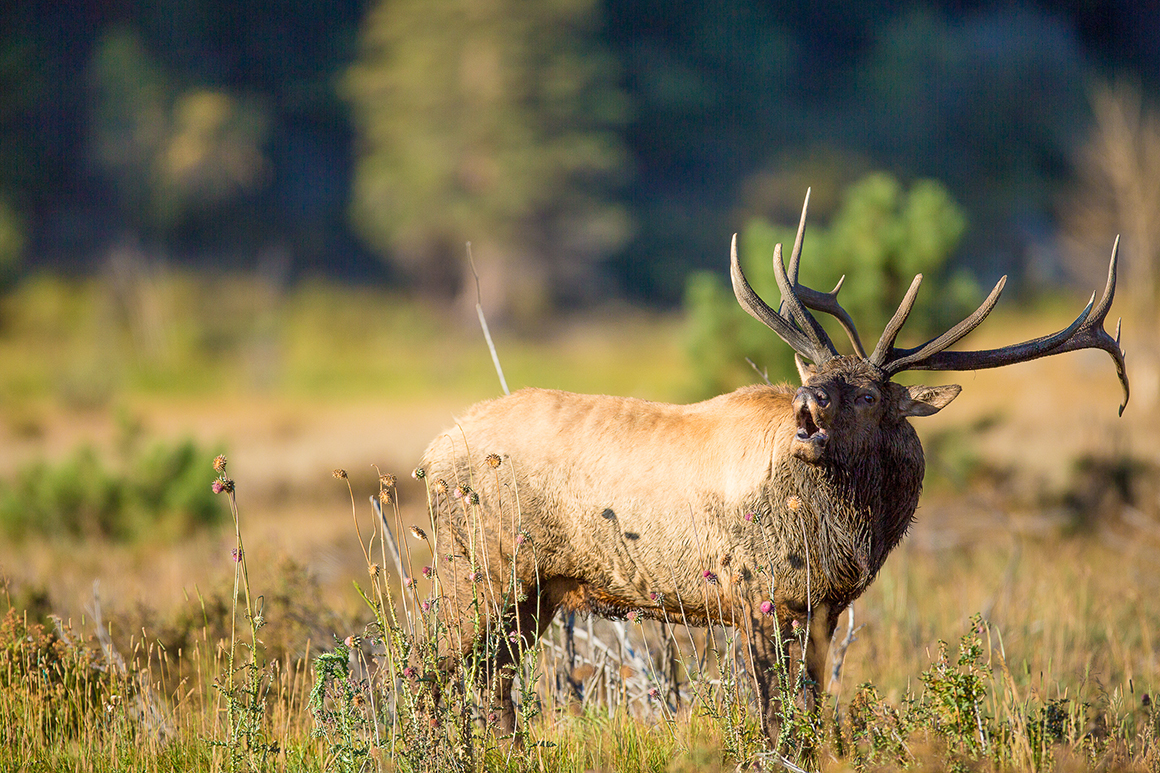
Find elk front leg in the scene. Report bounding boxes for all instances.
[800,603,837,712]
[749,603,837,744]
[488,588,559,737]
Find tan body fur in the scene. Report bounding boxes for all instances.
[420,366,929,739]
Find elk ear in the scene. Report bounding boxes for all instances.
[898,384,962,417]
[794,354,815,384]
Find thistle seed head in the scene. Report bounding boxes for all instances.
[333,469,348,480]
[213,455,228,474]
[410,525,428,541]
[485,453,502,469]
[412,467,426,480]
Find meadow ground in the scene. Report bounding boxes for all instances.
[0,276,1156,771]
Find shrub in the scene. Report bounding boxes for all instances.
[684,173,976,397]
[0,438,224,542]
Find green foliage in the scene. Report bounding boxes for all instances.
[0,438,223,542]
[0,197,22,286]
[344,0,630,315]
[88,27,269,233]
[684,173,975,396]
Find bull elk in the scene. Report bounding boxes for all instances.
[416,192,1129,741]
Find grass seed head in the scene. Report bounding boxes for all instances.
[333,468,347,480]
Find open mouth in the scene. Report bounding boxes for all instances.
[796,411,827,443]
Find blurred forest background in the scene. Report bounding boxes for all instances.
[1,0,1158,318]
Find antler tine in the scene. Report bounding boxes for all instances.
[771,242,840,361]
[869,274,925,367]
[880,275,1008,372]
[778,189,868,357]
[730,234,832,365]
[793,278,869,358]
[881,237,1129,416]
[785,187,810,283]
[1017,236,1129,414]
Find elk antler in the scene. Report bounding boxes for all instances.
[780,190,867,358]
[871,237,1130,416]
[731,190,867,364]
[731,235,836,366]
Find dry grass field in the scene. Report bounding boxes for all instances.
[0,277,1156,771]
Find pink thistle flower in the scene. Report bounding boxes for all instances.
[402,666,417,679]
[744,511,755,522]
[231,548,242,562]
[421,565,433,578]
[648,687,660,700]
[760,601,774,616]
[626,610,639,623]
[404,577,415,589]
[702,570,718,585]
[420,601,431,612]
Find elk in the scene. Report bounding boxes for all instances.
[416,193,1129,741]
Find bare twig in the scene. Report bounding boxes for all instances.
[828,604,861,694]
[467,242,510,396]
[373,496,410,590]
[746,357,772,385]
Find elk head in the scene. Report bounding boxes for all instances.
[731,191,1130,465]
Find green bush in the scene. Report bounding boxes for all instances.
[684,173,977,397]
[0,438,223,542]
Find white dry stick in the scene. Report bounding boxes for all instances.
[372,496,414,636]
[467,242,510,396]
[828,604,859,692]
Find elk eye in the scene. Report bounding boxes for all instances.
[857,392,876,406]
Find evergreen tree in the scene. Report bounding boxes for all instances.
[344,0,630,321]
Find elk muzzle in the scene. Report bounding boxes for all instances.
[791,386,833,462]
